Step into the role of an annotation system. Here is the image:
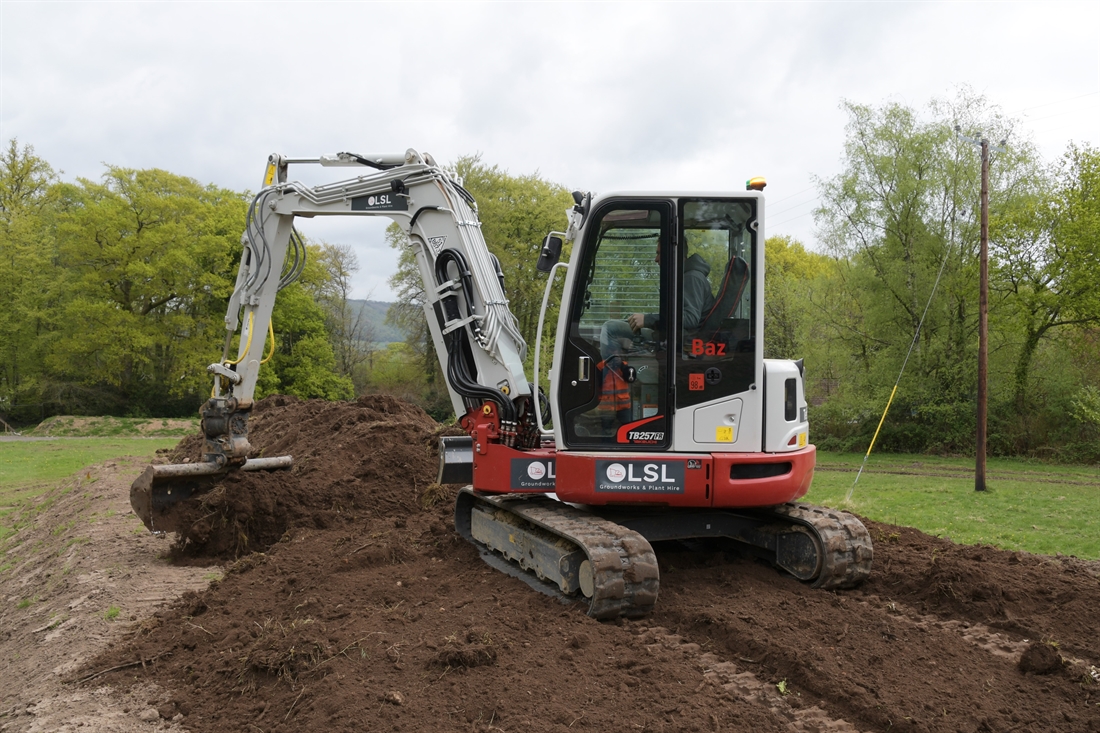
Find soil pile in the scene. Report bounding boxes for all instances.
[159,394,451,557]
[83,395,1100,732]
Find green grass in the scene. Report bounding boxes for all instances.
[2,438,1097,561]
[808,452,1100,559]
[0,437,180,541]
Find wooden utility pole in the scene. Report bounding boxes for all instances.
[956,125,1004,492]
[976,138,989,493]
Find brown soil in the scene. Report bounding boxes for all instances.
[4,395,1100,732]
[0,457,213,732]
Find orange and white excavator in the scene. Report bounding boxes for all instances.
[131,150,872,618]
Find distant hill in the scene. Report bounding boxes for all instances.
[348,300,406,345]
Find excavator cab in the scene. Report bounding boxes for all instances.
[552,196,760,454]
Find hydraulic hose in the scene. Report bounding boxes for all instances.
[434,249,515,423]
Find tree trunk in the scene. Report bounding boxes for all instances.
[1013,325,1047,410]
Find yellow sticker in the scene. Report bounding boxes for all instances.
[263,163,276,187]
[798,432,807,447]
[716,426,734,442]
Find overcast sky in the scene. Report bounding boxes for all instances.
[3,1,1097,301]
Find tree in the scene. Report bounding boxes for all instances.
[254,281,355,402]
[304,241,376,393]
[44,167,246,415]
[993,144,1100,407]
[0,140,59,422]
[762,234,829,360]
[813,90,1028,451]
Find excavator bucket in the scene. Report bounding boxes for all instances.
[130,456,292,534]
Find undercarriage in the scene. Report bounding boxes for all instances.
[455,488,873,618]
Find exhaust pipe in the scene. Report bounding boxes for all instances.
[130,455,293,533]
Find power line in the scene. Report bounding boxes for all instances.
[767,194,819,218]
[1023,103,1100,124]
[766,185,816,206]
[767,209,815,228]
[1010,90,1099,115]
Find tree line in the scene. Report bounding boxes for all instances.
[770,91,1099,462]
[0,146,574,425]
[2,89,1097,460]
[0,146,373,422]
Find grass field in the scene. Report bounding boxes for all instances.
[808,452,1100,559]
[2,433,1098,559]
[0,437,183,541]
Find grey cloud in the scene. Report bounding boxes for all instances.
[3,1,1096,299]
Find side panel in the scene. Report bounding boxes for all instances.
[555,452,711,506]
[711,446,815,507]
[762,359,810,452]
[555,448,814,508]
[675,391,763,453]
[472,445,558,493]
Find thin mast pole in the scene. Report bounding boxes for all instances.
[976,138,989,493]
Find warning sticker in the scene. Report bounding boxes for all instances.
[715,426,734,442]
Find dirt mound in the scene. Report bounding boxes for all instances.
[78,395,1100,732]
[159,394,452,558]
[0,459,212,732]
[859,521,1100,661]
[1019,641,1064,674]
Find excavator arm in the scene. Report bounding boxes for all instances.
[132,149,538,531]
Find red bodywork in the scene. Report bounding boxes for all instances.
[552,447,814,507]
[462,404,815,508]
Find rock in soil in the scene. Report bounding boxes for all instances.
[1019,641,1063,674]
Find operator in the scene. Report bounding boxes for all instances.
[599,246,716,361]
[594,245,715,426]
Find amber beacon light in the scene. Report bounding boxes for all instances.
[746,177,767,191]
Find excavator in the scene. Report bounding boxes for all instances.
[131,149,872,618]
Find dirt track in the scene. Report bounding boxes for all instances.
[3,395,1099,732]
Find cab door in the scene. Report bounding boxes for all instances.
[556,201,673,451]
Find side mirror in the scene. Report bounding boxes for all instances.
[536,234,563,273]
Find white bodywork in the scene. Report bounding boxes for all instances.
[221,150,529,418]
[547,190,806,454]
